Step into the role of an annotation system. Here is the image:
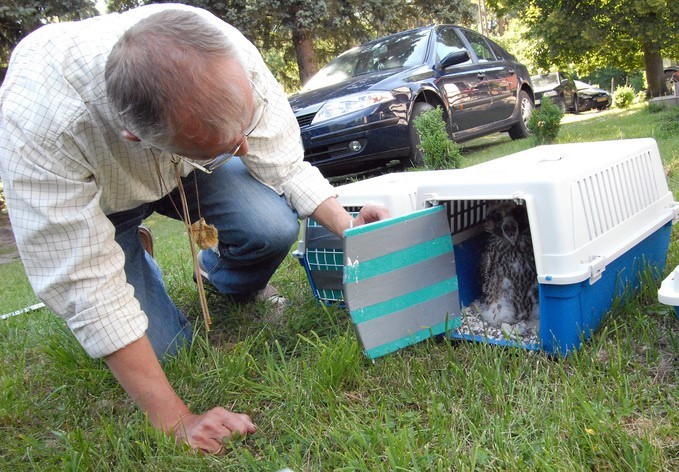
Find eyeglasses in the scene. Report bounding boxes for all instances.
[179,77,269,174]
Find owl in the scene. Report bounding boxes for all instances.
[479,202,539,327]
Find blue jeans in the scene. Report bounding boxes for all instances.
[107,158,300,360]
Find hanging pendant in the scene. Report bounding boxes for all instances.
[190,217,219,250]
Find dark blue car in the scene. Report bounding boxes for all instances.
[288,25,534,177]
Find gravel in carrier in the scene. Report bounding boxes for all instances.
[454,302,540,347]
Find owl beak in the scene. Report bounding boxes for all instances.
[502,218,519,245]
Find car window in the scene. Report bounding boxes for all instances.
[486,38,512,61]
[460,29,497,62]
[560,71,573,84]
[531,73,560,88]
[302,29,431,91]
[435,28,471,66]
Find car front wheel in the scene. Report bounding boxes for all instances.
[556,99,567,113]
[508,90,533,140]
[403,101,435,168]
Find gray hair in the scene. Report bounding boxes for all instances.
[105,9,249,152]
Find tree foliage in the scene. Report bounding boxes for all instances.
[1,0,98,77]
[4,0,477,90]
[120,0,476,90]
[106,0,144,13]
[486,0,679,97]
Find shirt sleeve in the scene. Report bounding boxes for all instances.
[0,121,148,359]
[243,68,337,218]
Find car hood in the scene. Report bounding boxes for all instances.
[533,84,558,94]
[288,68,422,113]
[578,86,608,94]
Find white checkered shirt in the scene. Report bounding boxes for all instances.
[0,4,334,358]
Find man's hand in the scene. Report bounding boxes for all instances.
[174,407,257,454]
[354,203,390,227]
[105,335,255,455]
[311,197,391,237]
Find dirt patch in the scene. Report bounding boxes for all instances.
[0,212,20,265]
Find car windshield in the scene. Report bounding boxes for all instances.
[531,72,559,89]
[302,29,431,91]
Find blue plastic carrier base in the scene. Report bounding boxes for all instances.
[449,222,672,355]
[540,224,670,354]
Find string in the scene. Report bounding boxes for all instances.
[151,150,212,331]
[174,161,212,330]
[194,171,202,221]
[151,151,184,221]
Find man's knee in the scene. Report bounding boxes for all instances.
[269,212,300,252]
[241,212,299,257]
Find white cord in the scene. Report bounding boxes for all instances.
[1,302,45,320]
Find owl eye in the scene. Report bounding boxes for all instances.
[489,211,502,224]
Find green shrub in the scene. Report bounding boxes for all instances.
[613,85,636,108]
[527,96,563,145]
[413,106,461,169]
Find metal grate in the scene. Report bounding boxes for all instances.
[443,199,487,234]
[304,207,361,304]
[296,113,316,128]
[307,248,344,271]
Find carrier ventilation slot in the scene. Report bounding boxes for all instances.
[576,150,660,240]
[442,199,495,234]
[343,206,363,215]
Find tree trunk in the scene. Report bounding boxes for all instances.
[643,41,665,98]
[292,27,318,86]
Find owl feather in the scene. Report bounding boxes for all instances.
[479,202,538,326]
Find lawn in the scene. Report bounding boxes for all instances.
[1,104,677,470]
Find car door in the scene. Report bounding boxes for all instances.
[433,27,486,134]
[458,28,517,125]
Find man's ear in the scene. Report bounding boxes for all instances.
[121,130,141,142]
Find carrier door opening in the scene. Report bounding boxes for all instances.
[439,199,541,348]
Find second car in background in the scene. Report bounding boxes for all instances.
[288,25,535,177]
[531,71,578,113]
[574,80,611,111]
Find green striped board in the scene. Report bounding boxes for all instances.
[343,205,461,359]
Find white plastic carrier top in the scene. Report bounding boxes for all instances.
[336,138,679,285]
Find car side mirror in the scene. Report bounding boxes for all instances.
[440,50,471,69]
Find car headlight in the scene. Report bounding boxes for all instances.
[312,91,395,125]
[543,90,558,97]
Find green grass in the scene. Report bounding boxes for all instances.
[0,260,39,313]
[1,105,678,470]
